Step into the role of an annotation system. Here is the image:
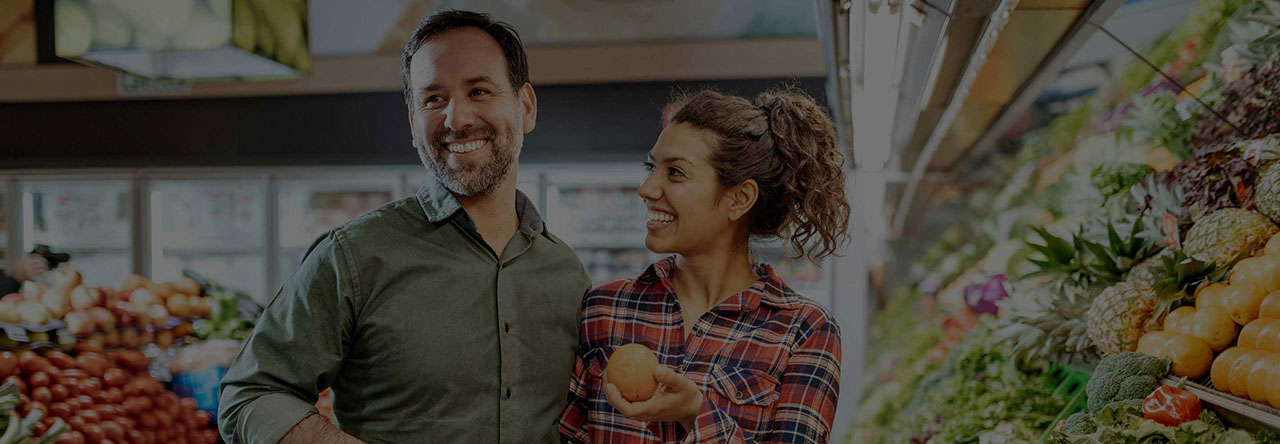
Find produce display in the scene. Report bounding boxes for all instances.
[0,267,215,351]
[852,0,1280,441]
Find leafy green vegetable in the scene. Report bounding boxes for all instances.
[1086,352,1170,412]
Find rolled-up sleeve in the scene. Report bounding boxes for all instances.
[218,231,360,444]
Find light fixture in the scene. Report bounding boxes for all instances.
[54,0,310,80]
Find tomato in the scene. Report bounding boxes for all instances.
[83,423,104,444]
[102,369,127,388]
[125,430,143,444]
[104,388,122,404]
[56,430,86,444]
[78,409,101,423]
[202,429,218,444]
[1143,385,1203,426]
[93,404,116,421]
[154,411,172,427]
[138,413,157,429]
[30,371,52,388]
[61,369,89,379]
[0,351,16,378]
[50,402,73,418]
[17,350,40,371]
[67,415,87,431]
[101,420,123,440]
[80,377,102,394]
[32,386,53,404]
[74,354,109,378]
[179,398,197,413]
[47,351,76,370]
[51,384,70,402]
[136,396,153,412]
[193,410,210,429]
[76,394,94,408]
[92,387,110,404]
[2,375,26,394]
[33,421,48,438]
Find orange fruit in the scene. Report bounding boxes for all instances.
[1231,349,1269,398]
[606,343,659,401]
[1197,283,1230,308]
[1248,353,1280,403]
[1260,319,1280,353]
[1138,331,1175,358]
[1213,347,1248,392]
[1165,306,1196,334]
[1225,284,1270,325]
[1188,305,1239,351]
[1241,319,1274,349]
[1165,334,1214,379]
[1262,291,1280,320]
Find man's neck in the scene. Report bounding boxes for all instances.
[455,175,520,257]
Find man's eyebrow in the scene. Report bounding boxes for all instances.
[466,76,496,86]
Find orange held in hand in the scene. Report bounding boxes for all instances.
[606,343,659,402]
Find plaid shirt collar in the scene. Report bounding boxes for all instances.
[638,256,802,312]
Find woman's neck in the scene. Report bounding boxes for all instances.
[672,246,758,312]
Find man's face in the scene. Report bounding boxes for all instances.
[407,27,536,197]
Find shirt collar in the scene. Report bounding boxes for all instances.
[639,256,801,312]
[416,175,547,238]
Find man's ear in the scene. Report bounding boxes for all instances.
[519,83,537,134]
[726,179,759,222]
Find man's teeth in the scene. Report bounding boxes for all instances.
[647,211,675,223]
[447,140,487,153]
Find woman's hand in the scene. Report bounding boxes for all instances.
[604,365,704,428]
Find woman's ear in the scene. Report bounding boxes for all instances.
[726,179,759,222]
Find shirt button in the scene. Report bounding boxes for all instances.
[504,322,510,333]
[736,391,744,398]
[506,388,512,399]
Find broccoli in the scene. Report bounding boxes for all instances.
[1063,412,1098,435]
[1090,163,1154,200]
[1087,352,1170,412]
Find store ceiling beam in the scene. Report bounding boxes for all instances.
[888,0,1122,237]
[0,38,824,103]
[959,0,1124,171]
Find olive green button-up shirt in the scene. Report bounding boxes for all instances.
[218,178,590,444]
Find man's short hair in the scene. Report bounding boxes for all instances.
[400,10,530,105]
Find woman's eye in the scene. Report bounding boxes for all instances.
[642,162,655,172]
[669,168,685,178]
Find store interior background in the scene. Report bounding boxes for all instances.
[0,0,1212,439]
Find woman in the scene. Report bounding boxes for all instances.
[558,87,850,443]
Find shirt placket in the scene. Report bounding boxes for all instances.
[497,233,533,444]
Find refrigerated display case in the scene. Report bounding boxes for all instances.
[149,180,269,298]
[0,184,7,269]
[274,178,397,290]
[20,180,132,287]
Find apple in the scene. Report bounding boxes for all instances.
[52,265,82,289]
[120,274,150,293]
[40,286,72,318]
[63,310,94,336]
[130,288,159,308]
[18,301,51,325]
[88,307,117,331]
[70,286,104,310]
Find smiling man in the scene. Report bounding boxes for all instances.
[217,10,591,444]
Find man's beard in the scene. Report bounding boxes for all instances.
[418,125,519,197]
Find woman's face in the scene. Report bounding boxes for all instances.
[638,123,754,256]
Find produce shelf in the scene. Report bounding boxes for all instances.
[1162,377,1280,433]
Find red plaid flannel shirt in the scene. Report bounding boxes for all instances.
[558,256,841,443]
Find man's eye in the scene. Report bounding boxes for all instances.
[470,89,490,97]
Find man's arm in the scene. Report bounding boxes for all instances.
[218,232,360,444]
[281,414,362,444]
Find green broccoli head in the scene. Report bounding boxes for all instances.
[1087,352,1169,412]
[1063,412,1099,436]
[1118,375,1159,401]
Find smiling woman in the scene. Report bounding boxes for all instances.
[559,87,850,444]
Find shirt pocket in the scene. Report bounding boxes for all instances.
[707,365,780,432]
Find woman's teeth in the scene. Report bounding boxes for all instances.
[647,210,675,223]
[447,139,487,153]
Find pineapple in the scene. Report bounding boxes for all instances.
[1257,163,1280,224]
[1125,251,1172,286]
[998,283,1099,365]
[1183,208,1279,266]
[1085,281,1159,354]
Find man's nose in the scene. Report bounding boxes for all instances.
[444,99,477,132]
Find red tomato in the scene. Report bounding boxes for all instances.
[1143,385,1203,427]
[154,411,171,427]
[102,369,127,388]
[67,415,87,431]
[100,420,123,440]
[80,378,102,395]
[17,350,40,371]
[202,429,218,443]
[0,351,16,378]
[2,375,26,394]
[138,412,157,429]
[82,423,104,444]
[29,371,52,388]
[94,404,117,421]
[50,402,73,418]
[125,430,143,444]
[32,386,53,404]
[56,430,86,444]
[91,388,110,404]
[179,398,197,412]
[47,351,76,370]
[104,388,122,404]
[33,421,48,438]
[61,369,89,379]
[51,384,70,402]
[78,409,101,423]
[193,410,210,429]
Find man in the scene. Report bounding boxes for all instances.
[218,10,590,444]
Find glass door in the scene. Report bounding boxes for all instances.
[21,180,133,288]
[149,180,269,298]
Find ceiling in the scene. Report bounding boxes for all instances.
[308,0,819,57]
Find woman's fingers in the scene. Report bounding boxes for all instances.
[654,365,694,391]
[604,383,637,416]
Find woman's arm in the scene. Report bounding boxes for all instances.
[680,318,842,444]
